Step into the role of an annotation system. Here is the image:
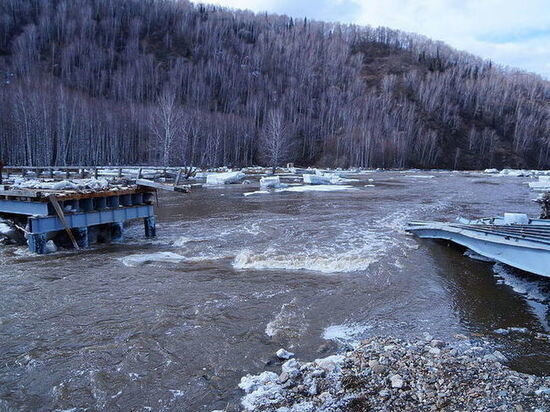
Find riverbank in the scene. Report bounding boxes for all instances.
[239,335,549,411]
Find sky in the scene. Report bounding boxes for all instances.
[190,0,550,79]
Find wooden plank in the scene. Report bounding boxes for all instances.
[48,195,80,250]
[0,188,41,198]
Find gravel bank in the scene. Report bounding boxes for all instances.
[239,336,549,411]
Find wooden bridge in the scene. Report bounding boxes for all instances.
[0,165,196,254]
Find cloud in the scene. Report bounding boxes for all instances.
[190,0,550,78]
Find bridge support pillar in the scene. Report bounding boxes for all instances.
[144,216,156,238]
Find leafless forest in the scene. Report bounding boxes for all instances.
[0,0,548,169]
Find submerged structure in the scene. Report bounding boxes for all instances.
[0,183,156,254]
[406,213,550,278]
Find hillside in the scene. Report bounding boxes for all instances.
[0,0,548,169]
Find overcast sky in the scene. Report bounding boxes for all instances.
[190,0,550,79]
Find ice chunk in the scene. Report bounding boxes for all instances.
[314,355,344,373]
[303,173,343,185]
[503,213,529,225]
[303,174,331,185]
[238,371,279,393]
[45,240,57,253]
[0,220,15,237]
[260,176,282,189]
[206,171,245,185]
[498,169,530,177]
[276,348,295,359]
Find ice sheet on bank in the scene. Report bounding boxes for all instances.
[205,171,245,185]
[12,178,111,191]
[120,252,186,267]
[528,176,550,191]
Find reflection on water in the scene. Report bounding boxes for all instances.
[0,171,548,411]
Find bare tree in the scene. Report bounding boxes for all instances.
[150,89,187,166]
[1,0,548,169]
[259,110,292,173]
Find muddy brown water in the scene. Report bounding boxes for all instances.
[0,171,548,411]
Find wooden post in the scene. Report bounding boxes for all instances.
[137,168,143,179]
[175,168,183,186]
[94,168,99,179]
[48,194,80,250]
[144,216,156,238]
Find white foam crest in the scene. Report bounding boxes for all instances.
[120,252,185,267]
[173,236,192,247]
[492,263,549,331]
[322,323,372,346]
[492,264,547,302]
[233,249,377,273]
[244,185,357,196]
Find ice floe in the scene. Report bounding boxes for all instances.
[120,252,186,267]
[260,176,285,189]
[205,171,245,185]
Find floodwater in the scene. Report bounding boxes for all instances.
[0,170,548,411]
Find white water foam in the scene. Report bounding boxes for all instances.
[492,263,549,331]
[173,236,192,247]
[265,298,308,339]
[120,252,186,267]
[233,248,377,273]
[492,264,547,302]
[322,323,372,346]
[244,184,357,196]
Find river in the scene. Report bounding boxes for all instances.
[0,170,548,411]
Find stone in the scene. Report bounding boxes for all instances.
[430,340,445,348]
[379,389,390,398]
[276,348,295,360]
[390,374,404,389]
[492,351,507,362]
[278,372,289,383]
[428,347,441,355]
[535,387,550,396]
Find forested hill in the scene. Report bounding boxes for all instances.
[1,0,548,169]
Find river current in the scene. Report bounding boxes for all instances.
[0,170,548,411]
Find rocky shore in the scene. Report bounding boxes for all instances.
[238,336,549,411]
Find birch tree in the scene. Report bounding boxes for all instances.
[259,110,292,172]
